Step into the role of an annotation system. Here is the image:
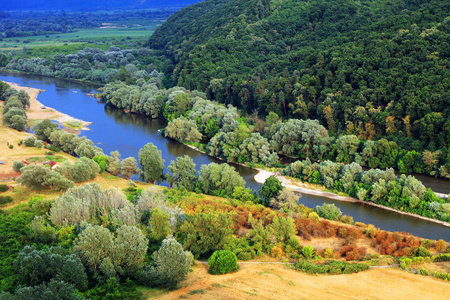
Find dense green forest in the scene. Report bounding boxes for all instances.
[148,0,450,152]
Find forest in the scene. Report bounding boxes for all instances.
[148,0,450,153]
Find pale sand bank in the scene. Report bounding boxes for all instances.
[6,81,92,131]
[253,168,450,228]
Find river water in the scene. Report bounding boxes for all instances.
[1,72,449,241]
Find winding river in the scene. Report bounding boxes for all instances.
[1,71,449,241]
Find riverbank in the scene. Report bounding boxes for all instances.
[6,81,92,131]
[254,168,450,228]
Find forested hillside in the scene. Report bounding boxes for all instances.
[148,0,450,151]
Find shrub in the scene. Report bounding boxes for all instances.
[293,259,369,275]
[208,250,239,275]
[315,203,342,220]
[435,240,447,252]
[9,144,13,149]
[23,136,36,147]
[0,195,13,205]
[13,160,25,172]
[35,140,44,148]
[421,239,432,249]
[415,247,431,257]
[0,184,9,192]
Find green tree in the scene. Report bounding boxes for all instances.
[14,246,87,291]
[166,155,197,190]
[148,208,172,242]
[19,164,74,191]
[33,119,59,142]
[260,176,283,207]
[197,163,245,197]
[112,225,149,276]
[178,212,234,257]
[208,250,239,275]
[139,143,165,184]
[9,115,27,131]
[139,236,193,289]
[119,157,140,180]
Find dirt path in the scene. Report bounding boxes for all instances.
[6,81,92,130]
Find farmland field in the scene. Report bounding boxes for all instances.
[0,27,157,51]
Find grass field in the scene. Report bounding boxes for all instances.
[0,27,156,51]
[139,263,450,300]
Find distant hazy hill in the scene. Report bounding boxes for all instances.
[4,0,202,11]
[148,0,450,150]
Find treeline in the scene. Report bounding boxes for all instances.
[0,10,175,38]
[101,81,450,178]
[148,0,450,152]
[0,81,30,131]
[6,46,171,85]
[14,120,140,191]
[285,159,450,222]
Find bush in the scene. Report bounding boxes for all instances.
[13,161,25,172]
[0,195,13,205]
[315,203,342,220]
[23,136,36,147]
[0,184,9,192]
[9,144,13,149]
[208,250,239,275]
[415,247,431,257]
[293,259,369,275]
[35,140,44,148]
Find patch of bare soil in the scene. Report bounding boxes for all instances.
[155,263,450,300]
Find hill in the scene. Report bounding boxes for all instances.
[148,0,450,150]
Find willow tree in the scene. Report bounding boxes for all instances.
[139,143,165,184]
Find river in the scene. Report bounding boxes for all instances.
[1,71,449,241]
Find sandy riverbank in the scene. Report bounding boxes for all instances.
[254,168,450,228]
[6,81,92,131]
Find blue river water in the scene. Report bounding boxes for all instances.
[1,71,449,241]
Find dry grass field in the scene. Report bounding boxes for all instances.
[141,263,450,300]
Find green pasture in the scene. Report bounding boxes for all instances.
[0,27,156,51]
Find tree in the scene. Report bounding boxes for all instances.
[148,208,171,242]
[112,225,149,276]
[106,151,121,176]
[165,116,202,143]
[11,279,82,300]
[139,143,165,184]
[9,115,27,131]
[74,225,114,272]
[119,157,140,179]
[14,246,87,291]
[13,161,25,172]
[197,163,245,197]
[208,250,239,275]
[166,155,197,190]
[19,164,74,191]
[260,176,283,207]
[139,236,193,289]
[177,212,234,257]
[2,107,26,126]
